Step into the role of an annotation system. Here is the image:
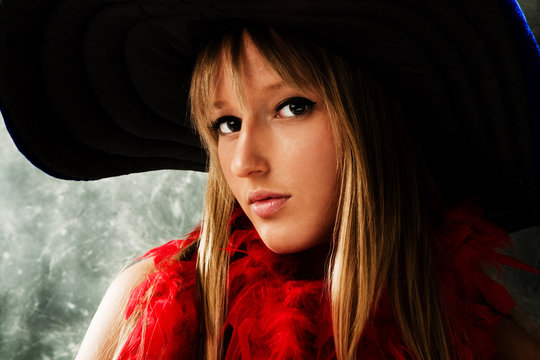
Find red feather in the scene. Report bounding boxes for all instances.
[117,203,536,359]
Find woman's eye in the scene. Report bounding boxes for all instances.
[275,97,316,118]
[212,116,242,134]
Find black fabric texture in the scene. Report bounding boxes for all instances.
[0,0,538,230]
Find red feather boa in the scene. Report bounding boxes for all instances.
[117,204,537,359]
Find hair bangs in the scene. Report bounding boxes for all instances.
[189,27,341,152]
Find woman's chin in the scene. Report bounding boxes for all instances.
[258,231,329,255]
[263,241,306,254]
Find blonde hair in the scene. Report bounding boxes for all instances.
[190,27,454,359]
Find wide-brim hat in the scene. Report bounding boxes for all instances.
[0,0,539,231]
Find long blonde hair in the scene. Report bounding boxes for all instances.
[189,27,454,359]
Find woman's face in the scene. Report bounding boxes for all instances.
[212,38,339,254]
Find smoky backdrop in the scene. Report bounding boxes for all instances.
[0,115,207,359]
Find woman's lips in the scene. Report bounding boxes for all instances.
[248,190,291,218]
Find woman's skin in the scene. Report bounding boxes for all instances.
[212,36,339,254]
[74,35,540,360]
[494,315,540,359]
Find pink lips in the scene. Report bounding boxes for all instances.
[248,190,291,218]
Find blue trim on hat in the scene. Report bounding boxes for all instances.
[501,0,540,186]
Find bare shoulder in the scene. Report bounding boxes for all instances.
[75,258,155,360]
[493,314,540,360]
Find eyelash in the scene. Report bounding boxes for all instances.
[210,97,316,135]
[210,115,241,134]
[275,97,316,118]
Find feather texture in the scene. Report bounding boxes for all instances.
[117,204,536,359]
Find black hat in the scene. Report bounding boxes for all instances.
[0,0,539,231]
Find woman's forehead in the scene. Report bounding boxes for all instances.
[211,41,287,104]
[197,28,325,123]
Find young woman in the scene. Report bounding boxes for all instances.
[0,0,539,359]
[78,25,540,360]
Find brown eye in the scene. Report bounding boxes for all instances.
[276,97,316,118]
[212,116,242,134]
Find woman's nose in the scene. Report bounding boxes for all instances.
[229,121,270,178]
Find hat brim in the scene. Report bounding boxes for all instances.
[0,0,539,230]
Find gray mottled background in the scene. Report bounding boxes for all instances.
[1,2,540,358]
[0,116,207,359]
[520,0,539,41]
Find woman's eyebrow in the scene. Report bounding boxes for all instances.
[263,81,286,92]
[212,81,287,109]
[212,100,227,109]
